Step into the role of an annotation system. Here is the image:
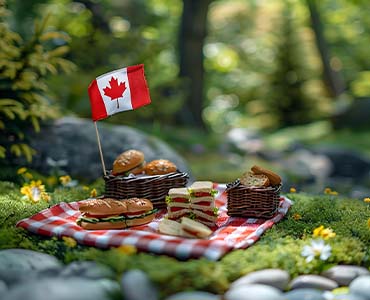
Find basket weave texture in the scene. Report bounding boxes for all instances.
[226,180,281,219]
[104,171,189,208]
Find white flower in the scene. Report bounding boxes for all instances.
[301,239,332,263]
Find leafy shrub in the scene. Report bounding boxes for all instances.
[0,1,75,162]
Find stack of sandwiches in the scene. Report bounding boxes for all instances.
[166,181,218,228]
[166,187,191,220]
[188,181,218,227]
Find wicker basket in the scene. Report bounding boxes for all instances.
[226,180,281,219]
[103,171,189,208]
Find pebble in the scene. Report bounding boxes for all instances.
[349,275,370,300]
[3,277,120,300]
[329,294,368,300]
[289,275,338,291]
[322,265,370,286]
[284,288,326,300]
[121,269,159,300]
[0,249,63,286]
[58,261,116,280]
[0,249,62,271]
[230,268,290,290]
[0,280,8,295]
[165,291,221,300]
[224,284,286,300]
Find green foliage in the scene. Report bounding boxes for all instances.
[0,1,75,162]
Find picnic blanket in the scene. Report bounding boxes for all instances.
[16,184,292,260]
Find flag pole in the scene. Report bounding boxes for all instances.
[94,121,107,175]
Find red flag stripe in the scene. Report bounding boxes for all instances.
[88,80,108,121]
[127,64,151,109]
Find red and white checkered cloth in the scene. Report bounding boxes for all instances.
[16,184,292,260]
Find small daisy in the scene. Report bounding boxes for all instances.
[301,239,332,263]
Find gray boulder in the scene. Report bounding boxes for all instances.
[3,277,120,300]
[0,249,62,286]
[25,117,190,181]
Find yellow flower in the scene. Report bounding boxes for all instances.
[364,197,370,203]
[324,188,332,194]
[17,167,27,175]
[59,175,72,186]
[90,188,97,198]
[116,245,137,255]
[62,236,77,248]
[313,225,336,240]
[313,225,324,237]
[321,228,336,240]
[292,213,302,221]
[324,187,338,195]
[290,187,297,193]
[20,180,50,203]
[82,186,89,191]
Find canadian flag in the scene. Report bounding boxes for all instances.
[88,64,151,121]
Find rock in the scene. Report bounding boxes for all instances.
[165,291,221,300]
[4,277,120,300]
[289,275,338,291]
[121,269,159,300]
[224,284,285,300]
[58,261,115,280]
[349,275,370,300]
[322,265,370,286]
[331,97,370,130]
[24,117,191,181]
[311,146,370,179]
[331,294,368,300]
[230,269,290,290]
[0,249,62,286]
[284,288,326,300]
[0,280,8,296]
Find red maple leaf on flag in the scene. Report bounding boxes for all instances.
[103,77,126,108]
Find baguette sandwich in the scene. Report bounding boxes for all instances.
[77,197,156,230]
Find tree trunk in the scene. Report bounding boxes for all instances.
[306,0,346,98]
[177,0,213,129]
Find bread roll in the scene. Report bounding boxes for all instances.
[240,171,270,187]
[144,159,177,175]
[112,150,145,175]
[251,165,282,186]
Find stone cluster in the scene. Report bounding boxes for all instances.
[1,249,369,300]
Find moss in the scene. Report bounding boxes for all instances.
[1,180,369,298]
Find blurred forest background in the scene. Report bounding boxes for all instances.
[1,0,370,195]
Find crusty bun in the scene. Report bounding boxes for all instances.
[79,221,127,230]
[240,171,270,187]
[79,198,127,216]
[144,159,177,175]
[251,165,282,186]
[124,197,153,213]
[79,214,155,230]
[112,150,145,176]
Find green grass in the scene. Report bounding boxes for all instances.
[0,180,369,298]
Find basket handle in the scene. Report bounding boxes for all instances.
[225,179,241,191]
